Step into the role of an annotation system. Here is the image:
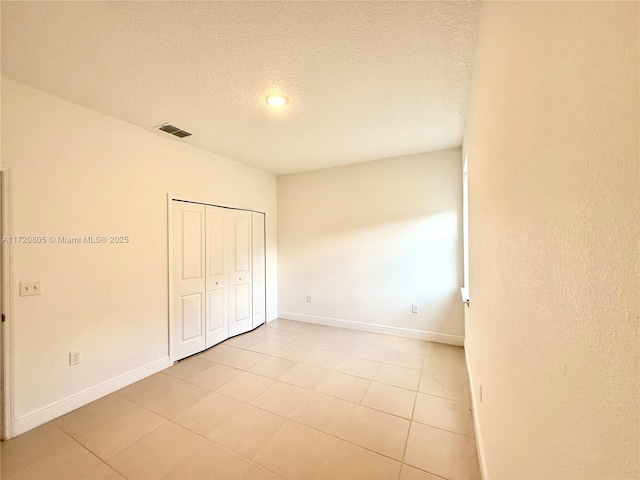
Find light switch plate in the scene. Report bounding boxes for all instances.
[20,281,42,297]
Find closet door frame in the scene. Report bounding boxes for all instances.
[167,194,266,363]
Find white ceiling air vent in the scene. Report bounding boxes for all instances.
[157,123,192,138]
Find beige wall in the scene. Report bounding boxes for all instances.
[1,78,278,433]
[463,2,639,478]
[277,149,464,343]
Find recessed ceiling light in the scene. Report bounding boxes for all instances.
[266,94,288,107]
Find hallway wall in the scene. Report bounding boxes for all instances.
[463,2,639,478]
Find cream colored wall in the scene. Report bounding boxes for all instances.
[277,149,464,343]
[463,2,639,478]
[1,78,278,430]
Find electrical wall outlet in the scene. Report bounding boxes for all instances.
[411,304,418,313]
[20,281,42,297]
[69,351,81,366]
[306,295,312,303]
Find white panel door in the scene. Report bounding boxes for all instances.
[227,209,253,336]
[252,212,266,329]
[205,205,228,348]
[172,201,206,360]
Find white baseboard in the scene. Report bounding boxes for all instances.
[278,311,464,346]
[465,339,489,480]
[13,356,171,437]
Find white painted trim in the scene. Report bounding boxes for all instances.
[167,195,176,363]
[167,192,266,215]
[278,311,464,346]
[462,154,470,303]
[1,167,14,439]
[14,356,171,436]
[465,339,488,480]
[461,287,470,303]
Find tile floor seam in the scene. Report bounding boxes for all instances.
[401,462,449,480]
[368,378,420,393]
[165,364,244,393]
[315,433,342,480]
[105,454,131,480]
[162,417,270,467]
[401,387,421,464]
[422,371,469,381]
[9,437,119,480]
[399,332,429,465]
[238,460,284,480]
[356,377,374,406]
[210,412,289,466]
[100,418,168,463]
[249,385,312,420]
[223,414,291,465]
[51,419,110,461]
[415,388,469,404]
[0,430,74,479]
[286,416,408,469]
[70,441,115,476]
[409,416,476,440]
[403,454,454,480]
[288,414,353,443]
[114,389,148,407]
[354,391,419,423]
[115,386,211,425]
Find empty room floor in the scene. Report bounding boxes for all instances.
[1,319,480,480]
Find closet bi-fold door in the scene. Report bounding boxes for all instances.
[228,209,253,336]
[205,205,228,348]
[172,202,206,360]
[252,212,266,329]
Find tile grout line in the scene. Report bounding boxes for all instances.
[0,426,76,479]
[399,341,426,466]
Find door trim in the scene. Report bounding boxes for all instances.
[167,194,265,363]
[168,193,266,215]
[1,167,14,439]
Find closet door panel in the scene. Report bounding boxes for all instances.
[234,216,251,272]
[208,288,225,329]
[234,284,251,320]
[172,202,206,360]
[228,209,253,336]
[205,206,229,347]
[181,294,204,341]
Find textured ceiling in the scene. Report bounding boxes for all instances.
[1,1,480,175]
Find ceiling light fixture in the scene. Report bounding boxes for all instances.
[266,94,288,107]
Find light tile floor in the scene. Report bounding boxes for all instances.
[1,319,481,480]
